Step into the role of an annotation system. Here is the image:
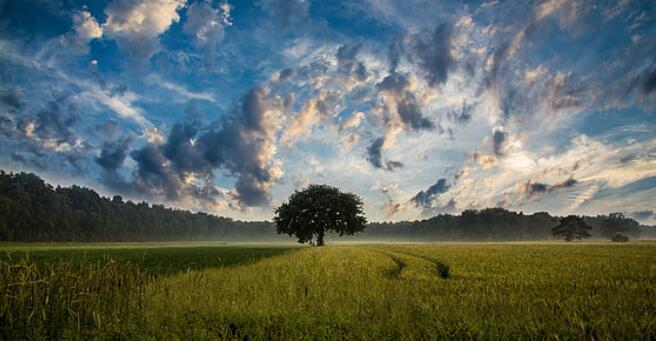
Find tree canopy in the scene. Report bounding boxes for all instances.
[0,171,278,242]
[600,213,640,240]
[552,215,593,241]
[274,185,367,245]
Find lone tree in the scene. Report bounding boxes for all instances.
[274,184,367,246]
[552,215,592,241]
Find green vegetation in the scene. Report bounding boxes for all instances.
[2,242,656,339]
[1,243,295,275]
[552,215,593,241]
[0,243,294,338]
[0,171,280,242]
[611,233,630,242]
[2,171,651,243]
[275,184,367,245]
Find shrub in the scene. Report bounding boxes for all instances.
[611,233,629,242]
[436,261,450,279]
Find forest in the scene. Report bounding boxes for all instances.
[0,171,649,242]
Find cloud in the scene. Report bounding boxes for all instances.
[447,102,473,124]
[376,73,435,131]
[412,23,453,86]
[57,8,103,54]
[279,90,332,146]
[629,210,654,222]
[0,96,90,170]
[153,77,216,102]
[411,178,450,209]
[103,0,186,63]
[642,68,656,95]
[183,0,232,67]
[372,182,407,218]
[339,111,365,131]
[130,144,185,200]
[336,44,368,81]
[259,0,309,29]
[72,9,103,41]
[86,89,152,127]
[95,119,122,141]
[28,99,81,152]
[523,177,577,196]
[184,1,232,44]
[0,89,23,110]
[115,85,284,208]
[492,129,507,157]
[366,136,403,171]
[96,134,135,171]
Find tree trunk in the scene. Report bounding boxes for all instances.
[316,230,325,246]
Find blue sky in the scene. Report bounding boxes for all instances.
[0,0,655,223]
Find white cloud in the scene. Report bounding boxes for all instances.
[72,10,103,41]
[146,75,216,102]
[103,0,186,62]
[183,0,232,44]
[87,90,152,128]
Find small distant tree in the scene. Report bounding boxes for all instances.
[552,215,592,241]
[611,233,629,242]
[274,185,367,246]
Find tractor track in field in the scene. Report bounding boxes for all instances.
[364,246,450,279]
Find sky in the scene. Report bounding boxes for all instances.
[0,0,655,224]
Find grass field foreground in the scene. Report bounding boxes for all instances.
[2,242,656,339]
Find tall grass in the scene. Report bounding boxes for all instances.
[1,243,656,339]
[0,255,149,339]
[142,244,656,339]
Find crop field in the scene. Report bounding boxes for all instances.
[2,242,656,339]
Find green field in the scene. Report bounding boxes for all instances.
[2,242,656,339]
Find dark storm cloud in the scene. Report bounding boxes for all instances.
[131,144,184,200]
[32,100,79,145]
[366,137,384,168]
[387,37,404,73]
[386,23,454,86]
[492,129,507,157]
[279,68,294,80]
[447,102,473,124]
[642,68,656,95]
[529,182,548,193]
[526,178,578,196]
[110,86,280,208]
[96,135,134,172]
[366,137,403,171]
[629,210,654,221]
[377,74,435,131]
[412,24,453,87]
[162,121,205,173]
[336,43,368,81]
[0,96,90,172]
[234,174,269,207]
[411,178,450,209]
[0,89,22,110]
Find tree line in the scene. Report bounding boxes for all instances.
[362,209,644,242]
[0,171,279,242]
[0,171,649,242]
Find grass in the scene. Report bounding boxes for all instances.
[1,242,656,339]
[0,242,296,275]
